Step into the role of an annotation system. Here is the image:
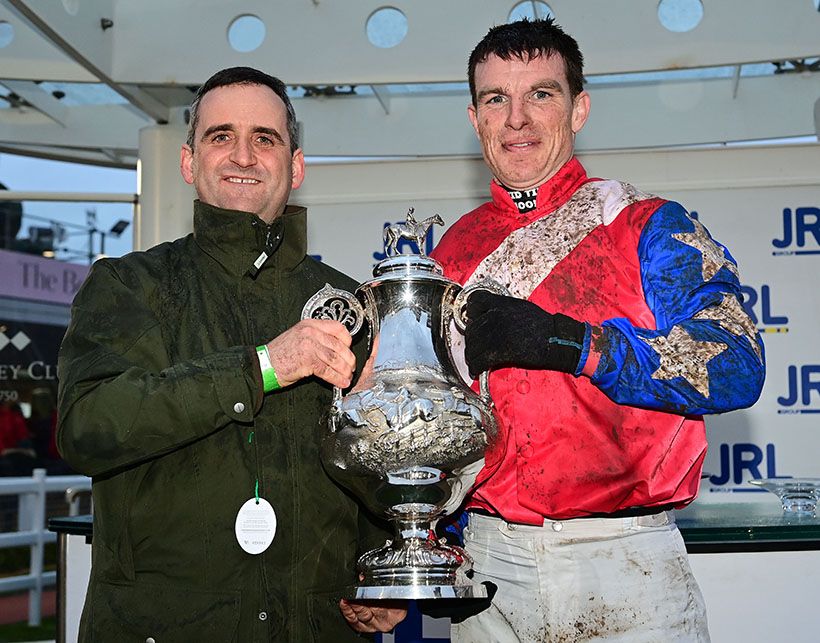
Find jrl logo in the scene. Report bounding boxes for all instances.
[739,284,788,333]
[708,443,789,488]
[777,365,820,414]
[772,207,820,255]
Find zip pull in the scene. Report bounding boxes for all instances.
[248,222,284,278]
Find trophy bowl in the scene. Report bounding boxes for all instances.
[302,212,504,599]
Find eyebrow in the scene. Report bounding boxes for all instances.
[476,79,565,102]
[200,123,286,146]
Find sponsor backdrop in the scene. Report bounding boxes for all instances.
[665,185,820,500]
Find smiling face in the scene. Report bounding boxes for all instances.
[468,52,590,191]
[180,83,304,223]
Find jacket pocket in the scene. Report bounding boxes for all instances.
[83,579,241,643]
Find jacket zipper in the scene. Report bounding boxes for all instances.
[248,221,284,278]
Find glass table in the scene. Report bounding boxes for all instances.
[675,501,820,552]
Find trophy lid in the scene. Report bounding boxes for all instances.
[366,255,453,286]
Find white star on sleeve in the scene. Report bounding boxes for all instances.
[671,218,739,282]
[640,325,728,398]
[694,294,763,362]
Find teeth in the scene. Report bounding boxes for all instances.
[226,177,259,184]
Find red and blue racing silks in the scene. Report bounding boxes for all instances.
[431,157,765,524]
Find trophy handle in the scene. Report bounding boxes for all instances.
[452,279,511,404]
[301,283,366,401]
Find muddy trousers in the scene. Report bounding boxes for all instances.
[451,511,710,643]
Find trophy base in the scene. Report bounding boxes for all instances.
[348,582,488,600]
[352,528,485,600]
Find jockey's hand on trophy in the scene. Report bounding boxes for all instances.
[464,291,587,378]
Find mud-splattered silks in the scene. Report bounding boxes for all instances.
[466,180,649,298]
[430,156,765,524]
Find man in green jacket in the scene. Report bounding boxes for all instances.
[57,67,407,642]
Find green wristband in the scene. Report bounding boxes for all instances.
[256,345,281,393]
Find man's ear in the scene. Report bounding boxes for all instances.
[180,145,194,185]
[291,149,305,190]
[571,91,591,135]
[467,103,479,137]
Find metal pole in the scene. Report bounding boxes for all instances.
[56,531,67,643]
[0,191,136,203]
[28,468,47,626]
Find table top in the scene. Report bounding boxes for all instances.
[48,502,820,550]
[675,501,820,550]
[48,514,92,537]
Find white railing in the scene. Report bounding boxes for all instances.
[0,468,91,626]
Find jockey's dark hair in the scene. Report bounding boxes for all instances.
[468,18,585,106]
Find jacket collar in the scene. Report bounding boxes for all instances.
[489,156,589,221]
[192,200,307,276]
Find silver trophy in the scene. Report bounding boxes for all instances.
[302,209,506,600]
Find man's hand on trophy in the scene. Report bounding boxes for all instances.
[464,290,586,377]
[339,598,408,633]
[265,319,355,389]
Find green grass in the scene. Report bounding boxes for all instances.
[0,617,55,643]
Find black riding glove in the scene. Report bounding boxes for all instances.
[464,290,586,378]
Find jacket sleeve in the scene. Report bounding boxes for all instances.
[590,201,765,414]
[57,259,263,477]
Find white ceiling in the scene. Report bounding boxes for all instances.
[0,0,818,168]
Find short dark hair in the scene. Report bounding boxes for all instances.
[186,66,299,153]
[468,18,585,106]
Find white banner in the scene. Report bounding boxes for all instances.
[666,184,820,501]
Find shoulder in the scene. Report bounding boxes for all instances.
[574,178,663,224]
[82,235,194,297]
[433,201,492,254]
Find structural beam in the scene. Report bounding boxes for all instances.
[0,104,152,149]
[2,0,169,122]
[297,73,819,157]
[0,73,816,161]
[1,80,68,126]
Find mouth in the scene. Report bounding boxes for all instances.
[502,141,538,152]
[224,176,261,185]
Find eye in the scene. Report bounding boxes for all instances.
[256,135,274,145]
[533,90,550,100]
[485,95,505,105]
[211,133,230,143]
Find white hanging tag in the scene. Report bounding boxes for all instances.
[234,497,277,555]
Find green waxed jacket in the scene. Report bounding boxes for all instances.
[57,201,385,642]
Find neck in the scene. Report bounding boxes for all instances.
[501,183,541,213]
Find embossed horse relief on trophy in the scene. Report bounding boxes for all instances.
[302,210,507,600]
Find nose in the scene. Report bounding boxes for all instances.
[230,137,256,167]
[505,98,531,130]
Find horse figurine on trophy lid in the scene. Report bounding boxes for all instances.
[382,207,444,257]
